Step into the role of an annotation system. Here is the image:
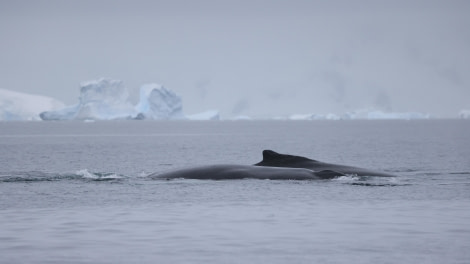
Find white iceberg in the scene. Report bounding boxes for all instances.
[365,111,430,120]
[41,78,136,120]
[287,110,430,120]
[76,78,136,120]
[135,84,185,120]
[41,79,187,121]
[187,110,220,120]
[289,114,313,120]
[342,110,430,120]
[39,104,80,120]
[0,88,65,121]
[459,110,470,119]
[289,113,340,120]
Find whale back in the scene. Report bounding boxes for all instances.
[255,149,396,177]
[150,164,328,180]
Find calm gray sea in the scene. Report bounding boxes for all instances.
[1,120,469,264]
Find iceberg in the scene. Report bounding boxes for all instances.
[135,84,185,120]
[287,110,430,120]
[187,110,220,120]
[459,110,470,119]
[342,110,430,120]
[41,78,136,120]
[76,78,136,120]
[0,88,65,121]
[40,79,187,121]
[365,111,430,120]
[39,104,80,121]
[289,113,340,120]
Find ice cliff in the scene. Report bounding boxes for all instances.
[0,88,65,121]
[135,84,185,120]
[40,79,135,120]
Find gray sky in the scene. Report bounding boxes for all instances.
[1,0,469,118]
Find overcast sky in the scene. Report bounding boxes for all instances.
[1,0,469,118]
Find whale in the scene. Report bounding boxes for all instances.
[254,150,396,177]
[150,164,346,180]
[150,150,395,181]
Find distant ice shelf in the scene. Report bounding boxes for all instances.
[0,88,65,121]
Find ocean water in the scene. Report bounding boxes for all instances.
[1,120,469,264]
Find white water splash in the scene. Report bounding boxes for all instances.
[75,169,122,180]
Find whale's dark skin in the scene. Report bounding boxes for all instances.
[254,150,396,177]
[150,164,345,180]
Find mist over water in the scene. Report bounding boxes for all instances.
[1,0,469,118]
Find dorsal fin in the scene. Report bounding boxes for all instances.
[262,150,284,160]
[261,150,314,163]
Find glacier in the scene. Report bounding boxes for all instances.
[0,88,65,121]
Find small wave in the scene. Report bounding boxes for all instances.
[386,168,419,173]
[332,174,361,182]
[75,169,123,181]
[413,171,470,177]
[0,169,124,183]
[415,172,443,176]
[137,171,151,178]
[349,182,410,187]
[332,174,407,187]
[0,171,65,182]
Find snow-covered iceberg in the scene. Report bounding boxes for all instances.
[135,84,185,120]
[187,110,220,120]
[0,88,65,121]
[41,78,136,120]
